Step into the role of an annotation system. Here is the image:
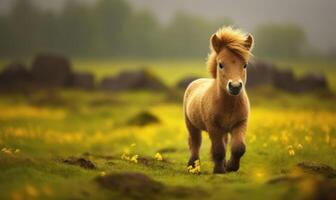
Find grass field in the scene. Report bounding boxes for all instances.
[0,59,336,200]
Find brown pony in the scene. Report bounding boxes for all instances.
[183,27,254,173]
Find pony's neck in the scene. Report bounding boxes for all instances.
[214,78,240,107]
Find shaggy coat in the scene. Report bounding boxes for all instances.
[183,27,254,173]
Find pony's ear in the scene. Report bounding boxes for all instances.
[245,33,254,51]
[210,34,222,53]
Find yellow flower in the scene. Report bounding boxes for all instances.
[100,171,107,177]
[187,160,201,174]
[1,148,12,155]
[305,135,312,143]
[130,155,138,163]
[121,153,130,160]
[325,133,330,144]
[255,171,265,178]
[296,144,303,150]
[26,185,39,197]
[130,143,136,147]
[154,152,163,161]
[288,149,295,156]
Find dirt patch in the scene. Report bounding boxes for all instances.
[96,173,164,198]
[63,157,96,170]
[127,111,160,126]
[157,147,178,153]
[269,162,336,200]
[269,175,336,200]
[295,162,336,178]
[95,172,207,199]
[137,156,171,167]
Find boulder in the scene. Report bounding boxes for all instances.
[100,70,167,91]
[31,53,73,87]
[176,76,200,89]
[296,73,329,93]
[272,69,297,92]
[246,60,330,94]
[246,61,277,88]
[0,62,32,90]
[71,72,95,90]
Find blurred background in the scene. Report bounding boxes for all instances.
[0,0,335,59]
[0,1,336,200]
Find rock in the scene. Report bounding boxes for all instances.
[0,62,32,90]
[71,72,95,90]
[100,70,167,91]
[127,111,160,126]
[95,173,164,196]
[246,60,331,94]
[272,68,297,92]
[176,76,200,89]
[296,73,329,93]
[63,157,96,170]
[31,53,73,87]
[246,61,277,88]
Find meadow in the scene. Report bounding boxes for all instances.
[0,59,336,200]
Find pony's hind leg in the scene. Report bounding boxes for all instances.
[185,117,202,167]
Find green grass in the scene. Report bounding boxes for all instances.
[0,59,336,200]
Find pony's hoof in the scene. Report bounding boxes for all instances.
[187,158,199,167]
[226,161,240,172]
[213,166,226,174]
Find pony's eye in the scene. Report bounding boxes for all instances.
[218,63,224,69]
[243,64,248,69]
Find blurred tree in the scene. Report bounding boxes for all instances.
[0,0,235,59]
[93,0,132,57]
[6,0,42,57]
[254,24,307,58]
[0,16,10,57]
[164,13,233,58]
[59,0,93,56]
[164,13,210,58]
[120,10,163,57]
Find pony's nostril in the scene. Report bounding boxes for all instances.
[228,82,242,95]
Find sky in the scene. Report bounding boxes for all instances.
[0,0,335,52]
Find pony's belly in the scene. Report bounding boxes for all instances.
[213,114,243,132]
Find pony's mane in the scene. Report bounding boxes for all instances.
[207,27,253,78]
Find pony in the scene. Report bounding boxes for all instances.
[183,27,254,173]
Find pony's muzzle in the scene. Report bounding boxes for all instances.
[227,80,243,96]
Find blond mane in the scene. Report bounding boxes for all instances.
[207,27,253,78]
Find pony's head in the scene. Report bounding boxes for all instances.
[207,27,254,96]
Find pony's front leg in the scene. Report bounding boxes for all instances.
[226,121,247,172]
[209,131,226,173]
